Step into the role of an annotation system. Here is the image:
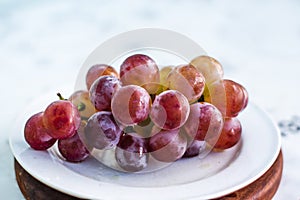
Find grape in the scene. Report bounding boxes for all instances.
[167,64,205,103]
[142,66,173,95]
[241,83,249,110]
[69,90,96,121]
[223,79,248,117]
[111,85,151,126]
[89,75,121,111]
[203,79,248,117]
[149,128,187,162]
[150,90,190,130]
[202,80,227,115]
[86,64,119,90]
[222,79,248,117]
[58,122,89,162]
[190,55,224,84]
[184,102,223,143]
[24,112,56,150]
[120,54,160,93]
[183,140,206,158]
[43,100,81,139]
[84,111,122,150]
[115,133,149,172]
[159,66,173,89]
[209,118,242,150]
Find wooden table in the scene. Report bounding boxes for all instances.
[14,150,283,200]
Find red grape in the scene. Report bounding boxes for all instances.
[24,112,56,150]
[89,75,121,111]
[120,54,160,93]
[43,100,81,139]
[210,117,242,150]
[223,79,248,117]
[167,64,205,103]
[149,128,187,162]
[84,111,122,150]
[86,64,119,90]
[184,102,223,142]
[115,133,149,172]
[150,90,190,130]
[111,85,151,126]
[241,83,249,110]
[58,123,89,162]
[203,79,248,117]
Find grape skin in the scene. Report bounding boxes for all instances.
[111,85,151,126]
[183,140,206,158]
[167,64,205,103]
[89,75,122,111]
[211,117,242,150]
[184,102,223,143]
[150,90,190,130]
[190,55,224,84]
[149,128,187,162]
[223,79,248,117]
[120,54,160,92]
[84,111,122,150]
[58,125,89,163]
[43,100,81,139]
[86,64,119,90]
[24,112,56,150]
[202,79,248,118]
[69,90,96,120]
[115,133,149,172]
[159,66,173,89]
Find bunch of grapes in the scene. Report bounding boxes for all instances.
[24,92,91,162]
[24,54,248,172]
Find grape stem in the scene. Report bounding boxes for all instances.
[56,92,85,112]
[57,93,66,100]
[77,102,86,112]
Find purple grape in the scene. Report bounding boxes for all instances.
[58,126,89,162]
[89,75,121,111]
[84,111,122,150]
[183,140,206,158]
[115,133,149,172]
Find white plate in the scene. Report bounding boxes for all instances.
[10,89,281,200]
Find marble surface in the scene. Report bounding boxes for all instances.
[1,0,300,199]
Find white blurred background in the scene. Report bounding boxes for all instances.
[1,0,300,199]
